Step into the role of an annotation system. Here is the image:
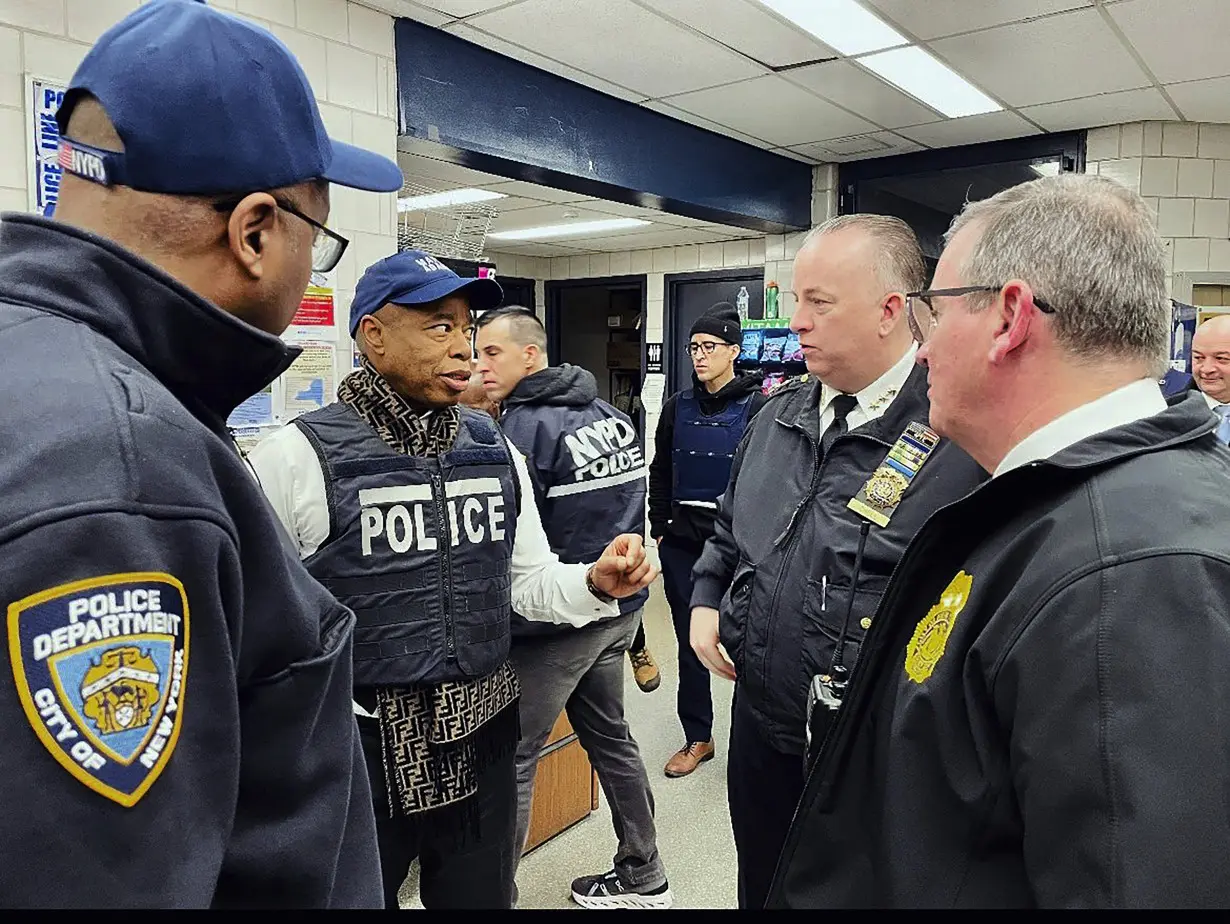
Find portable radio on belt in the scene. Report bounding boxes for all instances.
[804,421,941,768]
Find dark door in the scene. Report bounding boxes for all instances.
[665,270,764,397]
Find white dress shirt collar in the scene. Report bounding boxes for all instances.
[820,342,918,430]
[1204,389,1223,411]
[994,378,1167,478]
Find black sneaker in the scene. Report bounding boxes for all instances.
[570,868,673,909]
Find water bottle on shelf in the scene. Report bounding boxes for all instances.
[736,285,750,322]
[765,281,779,320]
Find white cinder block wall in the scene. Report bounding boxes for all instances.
[0,0,400,384]
[1086,121,1230,297]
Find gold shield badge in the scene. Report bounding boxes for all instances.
[904,571,973,684]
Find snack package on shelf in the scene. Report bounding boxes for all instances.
[761,329,787,363]
[740,328,764,362]
[762,372,786,395]
[784,330,804,362]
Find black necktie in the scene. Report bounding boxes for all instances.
[821,394,858,456]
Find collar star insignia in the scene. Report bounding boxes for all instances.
[865,387,898,414]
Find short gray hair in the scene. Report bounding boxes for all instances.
[801,213,928,295]
[947,174,1170,374]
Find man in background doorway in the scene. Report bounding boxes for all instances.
[1191,315,1230,444]
[647,302,768,779]
[475,307,671,909]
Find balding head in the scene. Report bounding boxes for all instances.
[1193,315,1230,404]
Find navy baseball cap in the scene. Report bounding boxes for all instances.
[55,0,402,195]
[351,251,504,335]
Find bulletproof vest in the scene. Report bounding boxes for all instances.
[294,403,517,687]
[673,388,753,504]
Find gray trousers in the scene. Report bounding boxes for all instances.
[509,609,667,891]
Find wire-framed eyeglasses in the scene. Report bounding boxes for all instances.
[905,285,1055,344]
[212,195,349,274]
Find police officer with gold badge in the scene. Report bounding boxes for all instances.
[249,251,656,909]
[0,0,403,907]
[689,215,986,910]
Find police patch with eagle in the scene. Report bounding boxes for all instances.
[8,572,189,807]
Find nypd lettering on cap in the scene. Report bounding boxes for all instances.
[58,139,110,186]
[8,572,189,807]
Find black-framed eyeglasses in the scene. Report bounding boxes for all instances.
[685,340,732,357]
[212,195,349,274]
[905,285,1055,344]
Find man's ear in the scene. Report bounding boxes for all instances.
[360,315,387,357]
[880,291,907,336]
[226,192,278,280]
[988,281,1036,365]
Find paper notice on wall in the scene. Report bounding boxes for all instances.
[284,272,338,342]
[27,78,67,217]
[641,373,666,414]
[227,382,276,428]
[279,342,336,420]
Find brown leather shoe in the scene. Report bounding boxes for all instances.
[664,740,715,778]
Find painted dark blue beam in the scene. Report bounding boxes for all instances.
[394,19,811,233]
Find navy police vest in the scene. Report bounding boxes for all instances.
[294,403,518,687]
[672,388,753,504]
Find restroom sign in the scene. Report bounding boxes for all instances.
[645,342,663,374]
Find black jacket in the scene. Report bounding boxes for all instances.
[647,373,768,546]
[500,364,649,630]
[0,215,379,907]
[691,365,987,756]
[771,393,1230,909]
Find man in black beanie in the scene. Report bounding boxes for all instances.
[647,302,768,778]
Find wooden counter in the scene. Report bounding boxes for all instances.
[523,711,599,854]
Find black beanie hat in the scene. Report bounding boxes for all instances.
[689,301,742,345]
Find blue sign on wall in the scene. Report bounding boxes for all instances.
[30,79,67,218]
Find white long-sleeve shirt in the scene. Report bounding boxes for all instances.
[247,422,618,627]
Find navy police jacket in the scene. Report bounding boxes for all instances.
[500,364,649,635]
[0,215,380,908]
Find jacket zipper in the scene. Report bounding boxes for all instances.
[431,464,456,660]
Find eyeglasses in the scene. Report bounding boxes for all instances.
[212,195,349,273]
[685,341,731,357]
[905,285,1055,344]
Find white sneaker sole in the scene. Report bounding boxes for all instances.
[570,887,674,909]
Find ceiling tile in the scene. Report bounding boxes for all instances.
[462,0,766,98]
[373,2,454,27]
[638,100,773,148]
[786,60,941,128]
[928,8,1150,107]
[865,0,1092,40]
[417,0,513,17]
[578,228,742,251]
[396,153,510,189]
[445,23,647,102]
[1019,87,1177,132]
[788,131,925,162]
[1107,0,1230,85]
[898,110,1040,149]
[1166,76,1230,124]
[635,0,836,67]
[483,180,594,204]
[659,75,877,147]
[485,241,589,257]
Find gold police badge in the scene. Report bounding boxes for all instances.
[904,570,973,684]
[864,467,909,510]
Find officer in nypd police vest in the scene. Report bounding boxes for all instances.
[249,251,656,910]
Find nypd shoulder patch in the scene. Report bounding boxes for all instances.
[7,573,189,807]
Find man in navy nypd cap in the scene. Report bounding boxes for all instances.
[0,0,403,909]
[249,250,658,909]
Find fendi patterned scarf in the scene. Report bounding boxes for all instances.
[337,358,520,835]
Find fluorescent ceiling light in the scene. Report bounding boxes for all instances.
[858,46,1002,118]
[397,188,506,211]
[488,218,650,241]
[756,0,906,56]
[1031,161,1062,177]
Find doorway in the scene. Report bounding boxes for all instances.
[545,275,648,434]
[664,269,765,398]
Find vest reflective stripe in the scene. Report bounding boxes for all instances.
[545,465,647,498]
[295,403,517,687]
[673,389,753,503]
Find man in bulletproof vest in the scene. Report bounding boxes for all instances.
[0,0,402,908]
[475,307,670,909]
[249,251,657,910]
